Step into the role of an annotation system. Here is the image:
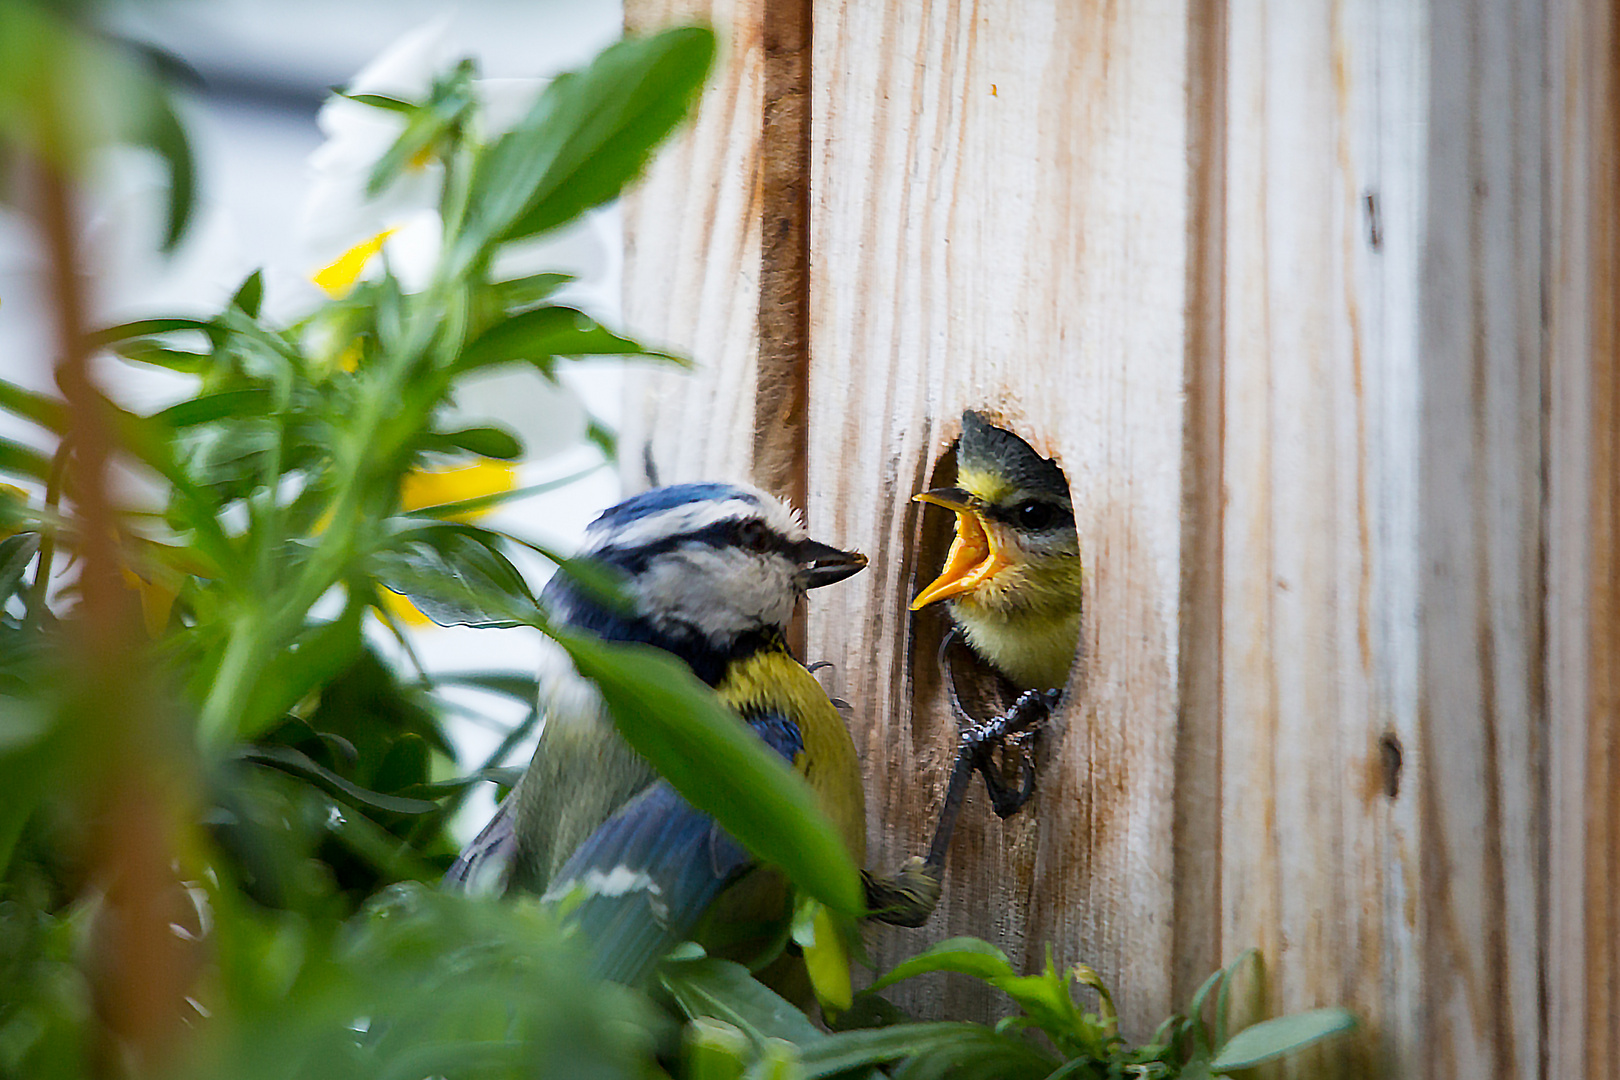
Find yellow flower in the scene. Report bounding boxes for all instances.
[399,461,516,521]
[382,461,518,628]
[311,227,398,298]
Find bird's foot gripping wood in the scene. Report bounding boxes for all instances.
[862,857,942,928]
[963,688,1060,819]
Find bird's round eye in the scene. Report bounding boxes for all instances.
[736,518,774,552]
[1015,501,1059,530]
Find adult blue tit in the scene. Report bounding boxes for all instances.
[445,482,926,990]
[907,411,1081,823]
[911,410,1082,692]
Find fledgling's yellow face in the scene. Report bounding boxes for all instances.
[910,457,1083,690]
[910,464,1077,618]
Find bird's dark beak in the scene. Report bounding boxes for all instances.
[792,538,868,589]
[912,487,976,513]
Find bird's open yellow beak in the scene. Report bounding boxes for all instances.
[909,487,1013,610]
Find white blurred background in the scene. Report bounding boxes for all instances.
[0,0,629,839]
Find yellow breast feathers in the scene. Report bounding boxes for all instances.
[717,650,867,868]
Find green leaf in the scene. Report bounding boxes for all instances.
[343,92,417,114]
[867,937,1017,993]
[423,671,540,702]
[153,388,272,428]
[742,1039,804,1080]
[0,437,52,482]
[107,341,211,373]
[991,965,1083,1045]
[87,316,214,347]
[138,86,196,251]
[795,1023,1056,1080]
[494,272,575,310]
[0,378,69,434]
[417,425,524,460]
[494,28,715,244]
[366,59,475,196]
[241,745,439,816]
[555,630,865,917]
[456,305,676,374]
[684,1017,752,1080]
[1215,947,1259,1048]
[1209,1007,1358,1070]
[1186,964,1226,1055]
[370,525,537,629]
[0,532,41,602]
[235,607,365,741]
[229,269,265,318]
[456,27,714,260]
[661,956,825,1047]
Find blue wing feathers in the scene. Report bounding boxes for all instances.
[545,709,804,985]
[442,795,517,895]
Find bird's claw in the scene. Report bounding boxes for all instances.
[863,856,943,927]
[959,689,1060,818]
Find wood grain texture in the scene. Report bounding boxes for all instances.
[1416,2,1547,1075]
[621,0,764,489]
[753,0,812,508]
[1222,1,1551,1074]
[1548,0,1620,1073]
[803,0,1193,1033]
[1218,5,1428,1073]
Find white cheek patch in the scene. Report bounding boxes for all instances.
[634,547,798,641]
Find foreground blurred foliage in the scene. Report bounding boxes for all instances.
[0,5,1353,1078]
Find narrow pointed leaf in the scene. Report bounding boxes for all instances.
[1209,1008,1358,1070]
[553,630,864,916]
[867,937,1017,992]
[456,305,676,373]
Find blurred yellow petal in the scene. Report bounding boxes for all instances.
[337,339,363,373]
[400,461,516,522]
[0,483,29,540]
[378,585,435,626]
[119,565,178,638]
[312,227,398,298]
[408,143,436,170]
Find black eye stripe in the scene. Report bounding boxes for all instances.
[984,499,1073,531]
[597,518,786,573]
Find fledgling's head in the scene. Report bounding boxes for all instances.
[911,411,1080,621]
[577,482,865,653]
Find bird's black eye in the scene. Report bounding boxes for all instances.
[735,518,775,552]
[1014,500,1060,530]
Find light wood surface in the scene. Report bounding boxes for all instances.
[802,0,1194,1031]
[619,0,1619,1073]
[621,0,764,489]
[1548,0,1620,1073]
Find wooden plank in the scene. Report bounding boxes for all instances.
[754,0,811,508]
[804,0,1193,1033]
[1216,4,1427,1073]
[1219,0,1555,1074]
[1548,0,1620,1073]
[1416,2,1547,1075]
[621,0,764,489]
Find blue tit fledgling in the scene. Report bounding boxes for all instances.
[911,410,1082,692]
[446,482,920,988]
[904,411,1081,825]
